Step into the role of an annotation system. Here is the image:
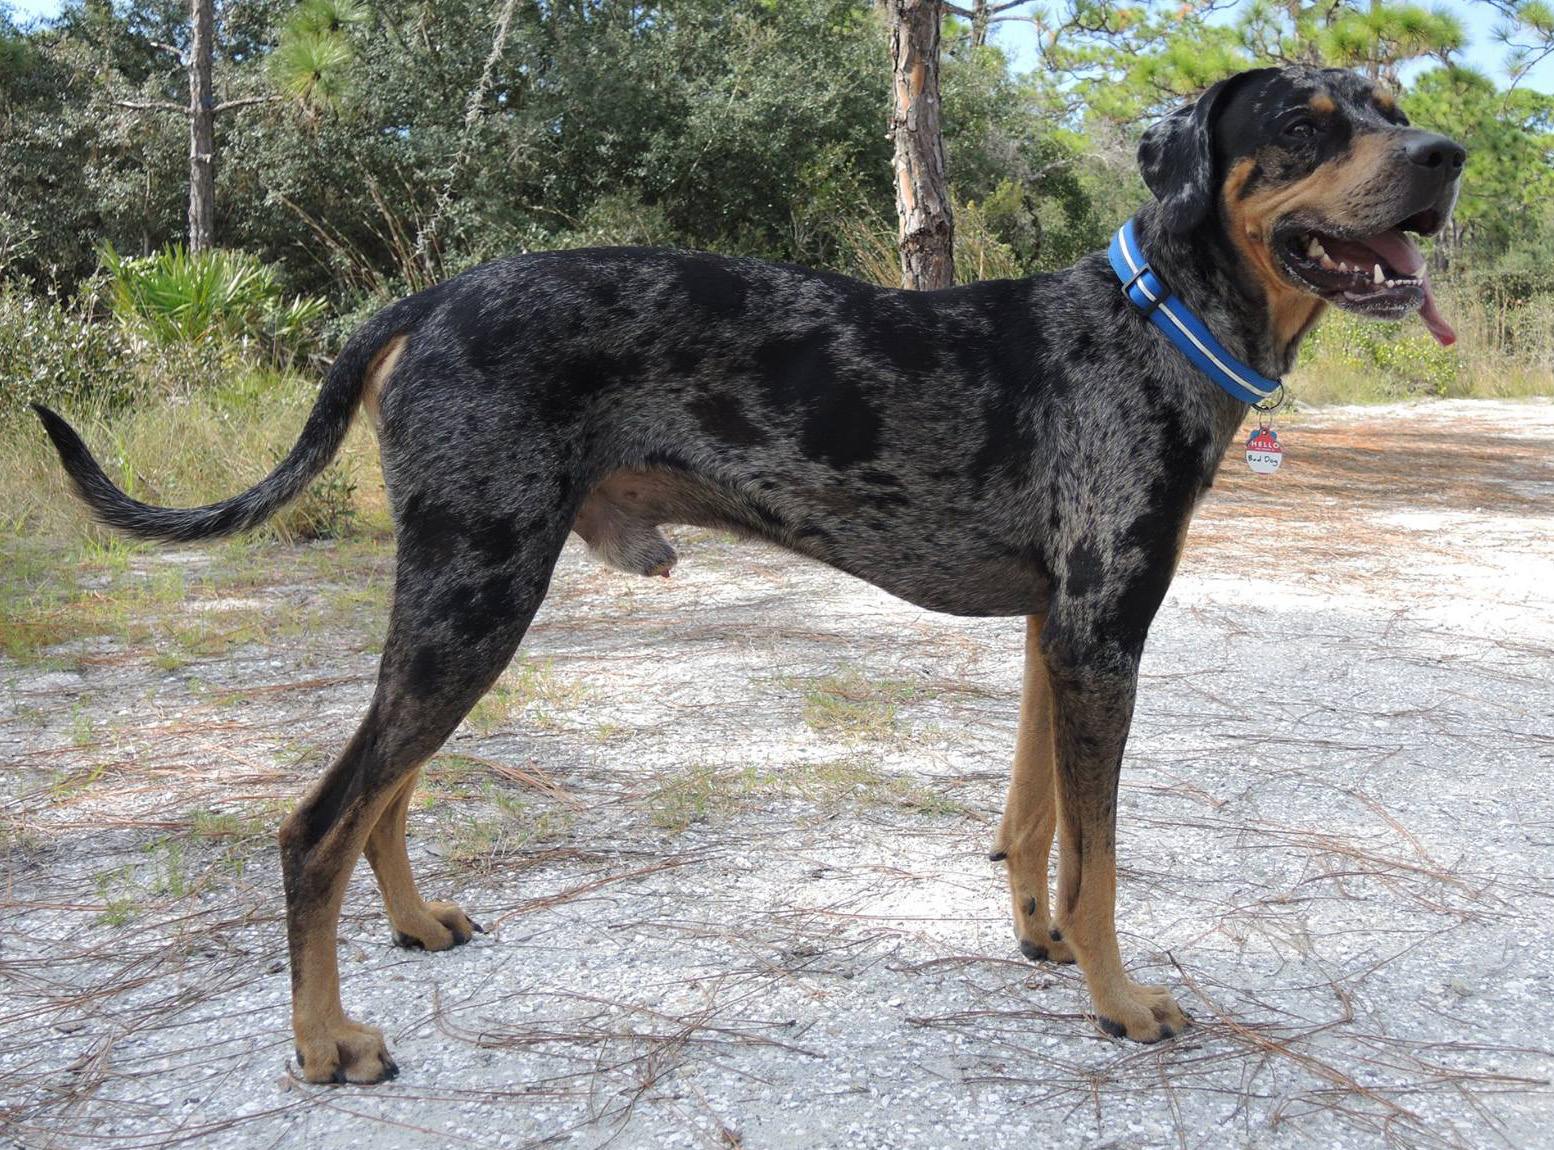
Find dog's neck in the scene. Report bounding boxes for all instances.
[1132,203,1319,381]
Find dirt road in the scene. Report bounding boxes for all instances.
[2,399,1551,1149]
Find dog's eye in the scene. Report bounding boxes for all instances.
[1284,118,1319,140]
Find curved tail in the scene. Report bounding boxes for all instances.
[34,308,409,544]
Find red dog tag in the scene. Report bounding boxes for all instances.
[1245,425,1283,475]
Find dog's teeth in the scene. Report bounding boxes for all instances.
[1321,255,1336,269]
[1385,279,1395,287]
[1307,237,1325,258]
[1373,263,1385,285]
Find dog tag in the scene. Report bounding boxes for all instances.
[1245,425,1283,475]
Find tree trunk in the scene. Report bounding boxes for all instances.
[888,0,954,290]
[188,0,215,251]
[971,0,991,46]
[1366,0,1381,79]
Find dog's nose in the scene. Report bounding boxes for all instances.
[1403,131,1466,174]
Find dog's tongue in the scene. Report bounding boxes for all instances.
[1353,228,1457,346]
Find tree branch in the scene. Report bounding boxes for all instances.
[214,94,281,114]
[113,98,187,115]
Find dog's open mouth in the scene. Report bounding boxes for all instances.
[1280,209,1455,345]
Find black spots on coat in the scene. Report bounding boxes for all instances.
[1065,541,1105,598]
[1068,327,1105,369]
[676,259,749,316]
[468,514,519,565]
[801,373,882,469]
[753,329,835,408]
[589,280,622,310]
[851,298,940,377]
[690,391,769,448]
[443,574,514,642]
[407,646,441,698]
[665,341,702,377]
[549,349,645,404]
[448,296,510,377]
[750,327,882,469]
[970,395,1035,489]
[858,468,901,488]
[398,493,467,565]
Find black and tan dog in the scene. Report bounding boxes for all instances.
[34,66,1463,1083]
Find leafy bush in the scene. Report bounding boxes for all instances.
[1299,310,1459,399]
[99,244,327,364]
[0,281,135,423]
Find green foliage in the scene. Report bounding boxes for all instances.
[1299,309,1459,397]
[0,282,135,423]
[1403,66,1554,257]
[0,0,1550,414]
[99,244,327,361]
[270,0,366,109]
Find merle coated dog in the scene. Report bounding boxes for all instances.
[35,66,1464,1083]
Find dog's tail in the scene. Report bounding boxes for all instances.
[34,306,411,544]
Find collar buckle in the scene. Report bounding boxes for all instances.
[1121,263,1164,317]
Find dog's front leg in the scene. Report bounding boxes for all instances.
[1043,616,1189,1043]
[992,615,1075,964]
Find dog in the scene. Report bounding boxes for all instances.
[34,65,1463,1083]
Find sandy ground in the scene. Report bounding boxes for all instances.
[1,399,1552,1150]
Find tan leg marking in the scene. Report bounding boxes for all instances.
[280,779,402,1084]
[363,769,480,950]
[1053,761,1189,1043]
[360,334,407,434]
[992,615,1075,964]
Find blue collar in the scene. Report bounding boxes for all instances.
[1107,219,1280,406]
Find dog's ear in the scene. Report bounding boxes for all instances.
[1138,70,1272,234]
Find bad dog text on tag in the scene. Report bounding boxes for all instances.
[1245,425,1283,475]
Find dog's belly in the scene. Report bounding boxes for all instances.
[574,467,1052,618]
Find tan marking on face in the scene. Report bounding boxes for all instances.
[1374,88,1397,114]
[361,334,408,434]
[1219,133,1401,353]
[1309,92,1336,116]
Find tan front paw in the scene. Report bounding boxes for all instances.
[1093,980,1189,1043]
[1011,894,1075,964]
[295,1018,398,1084]
[391,900,482,951]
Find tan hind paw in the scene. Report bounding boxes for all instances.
[390,900,483,951]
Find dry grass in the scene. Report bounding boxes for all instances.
[0,372,389,547]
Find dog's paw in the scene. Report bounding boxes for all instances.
[1093,981,1189,1043]
[391,900,483,951]
[295,1018,398,1085]
[1013,896,1074,964]
[1019,930,1075,965]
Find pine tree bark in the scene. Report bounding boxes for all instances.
[188,0,215,251]
[888,0,954,290]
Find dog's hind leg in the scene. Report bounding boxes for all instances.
[1042,608,1189,1043]
[364,771,479,950]
[991,615,1075,965]
[278,514,567,1083]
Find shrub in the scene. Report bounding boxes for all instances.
[0,281,136,424]
[99,244,327,365]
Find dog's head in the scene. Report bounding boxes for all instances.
[1139,66,1464,346]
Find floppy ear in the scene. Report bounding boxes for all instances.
[1138,70,1272,234]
